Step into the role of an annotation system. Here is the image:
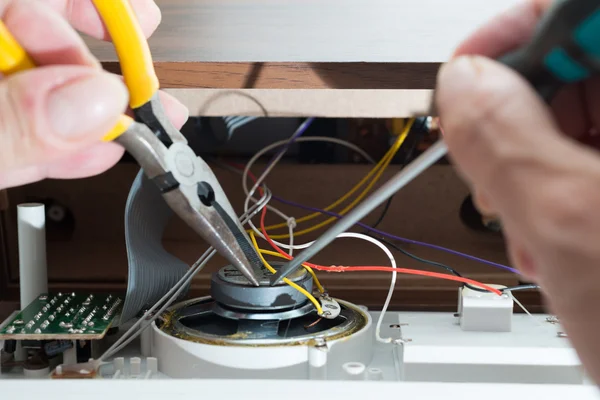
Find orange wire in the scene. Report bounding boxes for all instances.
[257,206,502,296]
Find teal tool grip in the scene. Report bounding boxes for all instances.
[544,47,590,82]
[574,8,600,57]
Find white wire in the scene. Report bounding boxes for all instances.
[257,230,397,343]
[244,119,315,252]
[242,136,374,196]
[509,292,543,327]
[211,159,297,256]
[245,119,313,204]
[332,233,397,344]
[242,137,376,250]
[210,158,292,223]
[288,220,295,257]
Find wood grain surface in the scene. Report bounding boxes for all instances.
[86,0,518,92]
[102,62,440,90]
[87,0,519,63]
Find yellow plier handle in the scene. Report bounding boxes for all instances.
[0,0,161,141]
[91,0,159,109]
[0,22,34,75]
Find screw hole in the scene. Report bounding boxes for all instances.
[197,182,215,206]
[343,362,366,375]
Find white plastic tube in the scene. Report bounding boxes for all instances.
[308,339,328,380]
[140,317,152,357]
[17,203,48,308]
[62,341,77,365]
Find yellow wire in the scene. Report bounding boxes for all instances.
[261,119,414,233]
[300,264,325,294]
[267,118,415,239]
[257,249,325,293]
[249,232,324,315]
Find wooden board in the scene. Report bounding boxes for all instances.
[83,0,523,116]
[102,62,440,90]
[87,0,520,63]
[165,88,433,117]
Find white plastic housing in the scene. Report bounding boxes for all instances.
[17,203,48,308]
[150,307,373,380]
[458,286,513,332]
[399,312,584,385]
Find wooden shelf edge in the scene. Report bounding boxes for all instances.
[102,62,440,90]
[164,88,433,118]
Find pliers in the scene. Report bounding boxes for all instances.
[0,1,261,286]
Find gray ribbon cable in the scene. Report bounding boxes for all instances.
[119,169,190,324]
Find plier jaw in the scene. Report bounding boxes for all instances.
[116,109,262,287]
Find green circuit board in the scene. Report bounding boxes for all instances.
[0,293,122,340]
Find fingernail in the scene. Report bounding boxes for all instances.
[172,100,189,127]
[47,73,128,140]
[473,188,495,215]
[438,56,480,94]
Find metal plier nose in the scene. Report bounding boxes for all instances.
[0,1,260,286]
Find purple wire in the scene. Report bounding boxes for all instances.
[271,195,519,274]
[267,117,315,166]
[257,116,518,274]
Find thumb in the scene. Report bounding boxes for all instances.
[0,65,128,175]
[435,55,600,226]
[437,56,600,386]
[436,55,564,193]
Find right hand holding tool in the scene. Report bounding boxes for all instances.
[437,0,600,386]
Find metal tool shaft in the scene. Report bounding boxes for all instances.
[270,139,449,285]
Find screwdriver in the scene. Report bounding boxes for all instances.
[271,0,600,286]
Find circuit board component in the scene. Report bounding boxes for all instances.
[0,293,122,340]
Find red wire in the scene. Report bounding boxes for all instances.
[258,206,501,296]
[226,160,503,296]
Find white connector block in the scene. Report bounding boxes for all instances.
[458,286,513,332]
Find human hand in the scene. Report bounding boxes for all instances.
[0,0,189,190]
[436,0,600,383]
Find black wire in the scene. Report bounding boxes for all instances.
[502,284,540,292]
[369,233,541,295]
[370,197,394,230]
[369,118,428,230]
[365,233,490,293]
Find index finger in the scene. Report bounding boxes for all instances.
[453,0,553,58]
[46,0,161,41]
